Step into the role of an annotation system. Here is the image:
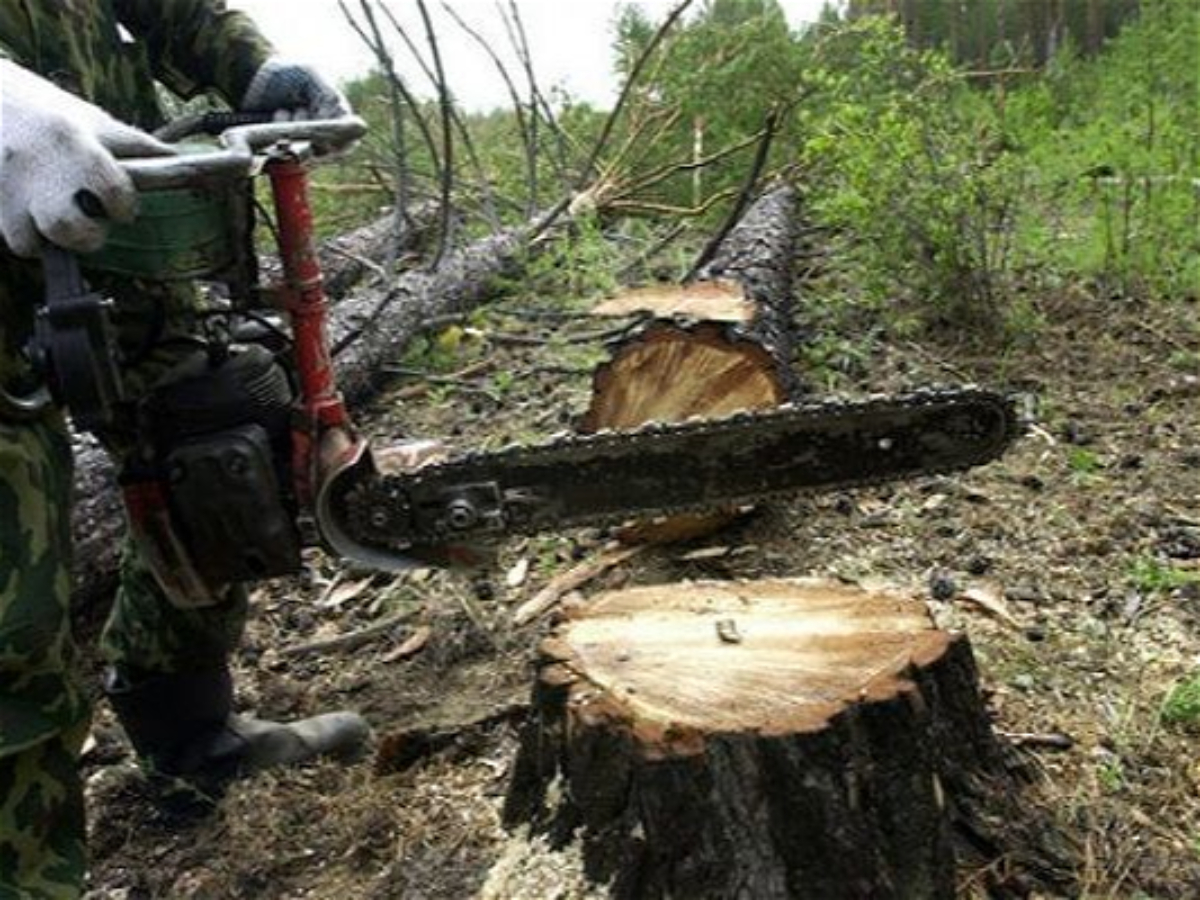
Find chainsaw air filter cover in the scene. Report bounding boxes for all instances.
[165,423,301,584]
[136,344,302,587]
[143,344,294,450]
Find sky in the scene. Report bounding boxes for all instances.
[228,0,831,111]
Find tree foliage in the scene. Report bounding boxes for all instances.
[847,0,1143,66]
[794,18,1024,330]
[1005,0,1200,296]
[323,0,1197,337]
[606,0,805,214]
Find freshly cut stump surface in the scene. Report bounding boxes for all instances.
[554,579,945,736]
[580,318,787,433]
[590,279,755,323]
[505,578,1020,900]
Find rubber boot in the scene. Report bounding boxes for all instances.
[104,664,371,784]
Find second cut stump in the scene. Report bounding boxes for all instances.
[504,578,1066,899]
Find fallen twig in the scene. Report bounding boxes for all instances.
[487,331,550,348]
[999,731,1075,751]
[324,244,389,284]
[617,222,689,280]
[684,108,780,282]
[280,610,416,658]
[955,583,1022,630]
[380,625,433,663]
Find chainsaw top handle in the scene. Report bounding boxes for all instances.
[120,112,367,191]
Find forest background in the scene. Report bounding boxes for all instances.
[305,0,1198,347]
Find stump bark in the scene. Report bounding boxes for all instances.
[504,578,1028,900]
[581,186,802,544]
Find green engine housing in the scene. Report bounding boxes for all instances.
[81,145,257,297]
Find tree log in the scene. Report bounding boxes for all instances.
[259,202,440,301]
[502,578,1068,899]
[581,185,803,543]
[584,184,802,429]
[332,223,537,407]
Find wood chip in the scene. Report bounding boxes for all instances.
[505,557,531,589]
[957,583,1021,629]
[679,546,732,562]
[999,731,1075,751]
[279,610,414,658]
[381,625,432,663]
[513,544,645,626]
[317,576,373,610]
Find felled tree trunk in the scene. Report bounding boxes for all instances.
[332,223,538,406]
[581,185,802,543]
[259,202,440,301]
[503,578,1057,900]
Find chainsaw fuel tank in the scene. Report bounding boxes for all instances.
[79,144,257,295]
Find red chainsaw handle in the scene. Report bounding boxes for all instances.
[263,148,359,513]
[122,113,369,520]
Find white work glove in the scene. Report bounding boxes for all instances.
[0,60,173,257]
[240,57,351,122]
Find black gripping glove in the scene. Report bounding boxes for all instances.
[240,57,352,121]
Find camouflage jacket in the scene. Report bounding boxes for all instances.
[0,0,273,126]
[0,0,274,391]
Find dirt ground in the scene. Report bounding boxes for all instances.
[78,268,1200,899]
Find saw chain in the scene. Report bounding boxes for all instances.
[315,385,1020,569]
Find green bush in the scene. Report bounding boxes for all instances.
[1006,0,1200,298]
[797,18,1025,332]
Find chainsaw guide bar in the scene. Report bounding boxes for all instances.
[317,386,1020,569]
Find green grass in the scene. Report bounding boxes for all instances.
[1161,670,1200,728]
[1067,447,1104,477]
[1128,556,1200,595]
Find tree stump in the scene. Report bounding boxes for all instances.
[504,578,1033,900]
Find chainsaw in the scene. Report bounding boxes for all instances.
[25,115,1021,604]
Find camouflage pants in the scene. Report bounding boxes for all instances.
[0,417,88,898]
[2,311,250,897]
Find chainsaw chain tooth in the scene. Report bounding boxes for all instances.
[331,387,1021,557]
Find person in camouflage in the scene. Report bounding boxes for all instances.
[0,3,369,896]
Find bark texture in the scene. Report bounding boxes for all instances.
[259,203,440,301]
[332,223,534,407]
[504,578,1072,900]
